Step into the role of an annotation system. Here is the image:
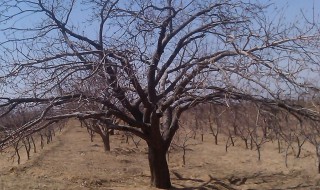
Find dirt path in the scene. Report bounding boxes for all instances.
[0,121,320,189]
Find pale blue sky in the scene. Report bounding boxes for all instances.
[0,0,319,98]
[1,0,319,42]
[271,0,320,21]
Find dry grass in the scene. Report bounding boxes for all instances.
[0,120,320,190]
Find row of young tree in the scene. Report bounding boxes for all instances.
[184,102,320,170]
[1,101,317,169]
[3,99,320,186]
[0,0,320,188]
[0,106,66,164]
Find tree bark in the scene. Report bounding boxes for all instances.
[100,132,110,152]
[243,138,248,149]
[318,158,320,174]
[148,145,171,189]
[277,138,281,153]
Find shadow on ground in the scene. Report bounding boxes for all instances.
[170,171,237,190]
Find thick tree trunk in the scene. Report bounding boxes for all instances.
[100,132,110,152]
[148,145,171,189]
[318,158,320,174]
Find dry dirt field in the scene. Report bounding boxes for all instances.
[0,120,320,190]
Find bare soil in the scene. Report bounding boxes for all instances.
[0,120,320,190]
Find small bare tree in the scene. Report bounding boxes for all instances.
[81,119,112,152]
[171,123,195,166]
[207,104,224,145]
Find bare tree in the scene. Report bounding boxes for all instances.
[0,1,320,188]
[208,104,224,145]
[81,118,112,151]
[171,125,195,166]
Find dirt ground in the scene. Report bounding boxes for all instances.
[0,120,320,190]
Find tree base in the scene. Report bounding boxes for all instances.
[148,146,172,189]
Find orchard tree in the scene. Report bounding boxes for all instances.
[0,0,320,188]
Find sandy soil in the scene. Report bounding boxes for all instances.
[0,120,320,190]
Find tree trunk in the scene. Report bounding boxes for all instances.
[257,145,261,161]
[317,145,320,174]
[318,158,320,174]
[31,136,36,153]
[100,132,110,152]
[230,135,235,146]
[243,138,248,149]
[233,124,238,136]
[148,145,171,189]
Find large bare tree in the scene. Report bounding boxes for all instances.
[0,0,320,188]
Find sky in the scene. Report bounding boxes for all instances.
[1,0,319,41]
[0,0,319,98]
[271,0,320,21]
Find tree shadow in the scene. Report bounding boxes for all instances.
[170,171,237,190]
